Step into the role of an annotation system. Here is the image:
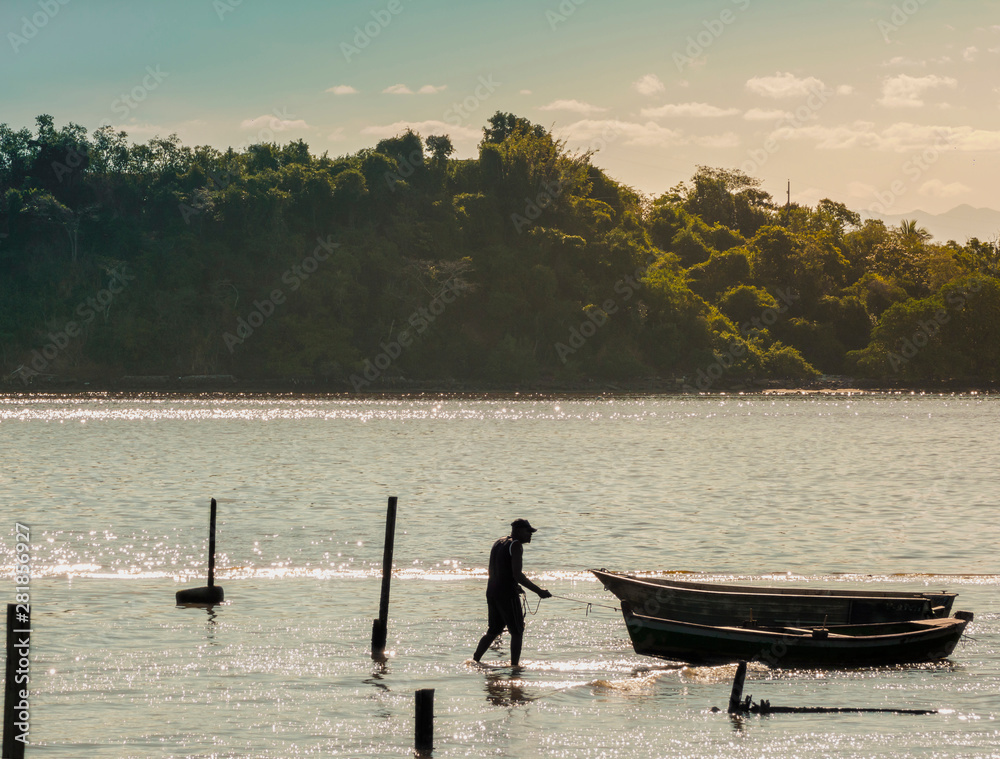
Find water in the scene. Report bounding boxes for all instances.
[1,392,998,757]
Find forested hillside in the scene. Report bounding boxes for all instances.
[2,113,998,390]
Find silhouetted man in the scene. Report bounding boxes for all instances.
[473,518,551,667]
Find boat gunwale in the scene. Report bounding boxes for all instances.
[592,569,956,602]
[622,608,969,644]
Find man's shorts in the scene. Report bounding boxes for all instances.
[487,594,525,636]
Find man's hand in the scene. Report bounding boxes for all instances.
[538,589,552,599]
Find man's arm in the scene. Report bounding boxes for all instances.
[510,541,551,598]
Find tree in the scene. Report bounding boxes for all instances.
[0,123,35,189]
[749,225,797,287]
[21,191,95,263]
[718,285,778,327]
[898,219,931,245]
[2,112,996,387]
[426,135,454,162]
[813,199,860,239]
[331,168,368,227]
[376,130,424,167]
[481,111,546,145]
[682,166,765,232]
[90,125,132,174]
[732,187,775,238]
[686,248,752,300]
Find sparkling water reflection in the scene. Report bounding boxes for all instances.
[1,392,998,757]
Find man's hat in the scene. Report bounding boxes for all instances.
[511,518,537,533]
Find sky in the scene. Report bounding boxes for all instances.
[3,0,999,217]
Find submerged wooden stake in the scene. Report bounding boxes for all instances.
[723,660,938,716]
[371,496,397,659]
[415,688,434,752]
[727,660,748,715]
[176,498,225,605]
[752,704,937,715]
[3,604,29,759]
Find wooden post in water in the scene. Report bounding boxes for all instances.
[207,495,217,588]
[371,496,397,659]
[176,498,225,605]
[717,657,942,715]
[414,688,434,753]
[728,660,748,715]
[3,604,30,759]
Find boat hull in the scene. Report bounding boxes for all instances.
[592,570,956,627]
[622,607,971,667]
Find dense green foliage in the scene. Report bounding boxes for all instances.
[2,113,998,388]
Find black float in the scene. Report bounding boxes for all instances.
[176,498,225,605]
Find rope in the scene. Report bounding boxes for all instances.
[519,593,620,616]
[522,594,542,616]
[549,594,620,615]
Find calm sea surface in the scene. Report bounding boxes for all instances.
[1,392,998,758]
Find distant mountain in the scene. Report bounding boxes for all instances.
[863,204,1000,243]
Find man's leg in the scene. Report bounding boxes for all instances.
[474,600,504,661]
[509,627,523,667]
[504,596,526,667]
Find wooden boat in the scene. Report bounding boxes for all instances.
[621,604,973,666]
[592,569,956,627]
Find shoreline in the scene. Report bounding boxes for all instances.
[1,374,996,397]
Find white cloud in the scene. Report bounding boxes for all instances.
[240,114,309,131]
[771,120,1000,152]
[559,119,684,148]
[632,74,665,96]
[743,108,792,121]
[520,89,532,95]
[746,72,826,98]
[558,119,737,149]
[328,128,346,141]
[326,85,358,95]
[883,56,925,67]
[360,120,480,142]
[963,46,978,62]
[538,99,607,114]
[919,179,970,198]
[847,181,878,199]
[417,84,447,94]
[641,102,739,118]
[770,122,880,150]
[383,84,413,95]
[836,84,854,95]
[695,132,740,148]
[879,74,957,107]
